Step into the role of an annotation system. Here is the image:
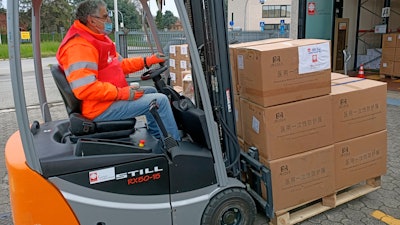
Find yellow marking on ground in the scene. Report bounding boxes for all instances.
[371,210,400,225]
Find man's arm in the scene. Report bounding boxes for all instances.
[120,53,167,74]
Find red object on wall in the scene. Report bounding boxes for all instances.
[308,2,316,15]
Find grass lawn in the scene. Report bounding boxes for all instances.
[0,41,60,59]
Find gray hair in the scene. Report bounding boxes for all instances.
[75,0,107,25]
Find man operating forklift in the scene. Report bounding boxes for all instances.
[57,0,181,141]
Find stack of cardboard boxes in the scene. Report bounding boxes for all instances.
[169,44,191,86]
[230,39,387,212]
[169,44,193,98]
[330,76,387,191]
[380,33,400,76]
[229,38,291,140]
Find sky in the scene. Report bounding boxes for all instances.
[149,0,179,17]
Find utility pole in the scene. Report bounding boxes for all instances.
[113,0,120,55]
[114,0,119,32]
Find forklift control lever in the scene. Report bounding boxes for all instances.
[149,99,178,150]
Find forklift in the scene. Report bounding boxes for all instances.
[5,0,273,224]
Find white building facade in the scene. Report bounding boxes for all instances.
[227,0,292,32]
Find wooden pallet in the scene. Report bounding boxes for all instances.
[382,74,400,79]
[270,176,381,225]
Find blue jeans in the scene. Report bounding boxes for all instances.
[94,86,180,141]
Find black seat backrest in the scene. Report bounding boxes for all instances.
[50,64,81,115]
[51,64,136,140]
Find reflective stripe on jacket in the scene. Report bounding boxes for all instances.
[56,20,146,120]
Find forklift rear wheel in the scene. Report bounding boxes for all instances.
[201,188,256,225]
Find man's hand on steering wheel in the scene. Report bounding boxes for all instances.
[144,53,167,69]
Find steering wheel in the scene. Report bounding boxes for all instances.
[140,64,182,103]
[140,65,168,81]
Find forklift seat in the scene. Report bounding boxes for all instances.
[50,64,136,139]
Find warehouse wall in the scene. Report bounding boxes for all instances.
[342,0,399,70]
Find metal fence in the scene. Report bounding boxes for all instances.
[114,29,288,79]
[1,29,287,48]
[117,29,288,57]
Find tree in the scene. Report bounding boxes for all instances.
[155,10,163,29]
[100,0,141,30]
[15,0,142,33]
[131,0,143,14]
[116,0,142,29]
[19,0,32,12]
[41,0,74,33]
[16,0,72,32]
[155,10,178,30]
[70,0,85,6]
[162,10,177,30]
[18,0,32,30]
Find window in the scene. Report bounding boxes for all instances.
[263,24,290,31]
[262,5,291,18]
[264,24,276,30]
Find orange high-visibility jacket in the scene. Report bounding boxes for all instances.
[57,20,146,120]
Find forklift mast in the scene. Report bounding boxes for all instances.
[181,0,241,177]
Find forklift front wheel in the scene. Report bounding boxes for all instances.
[201,188,256,225]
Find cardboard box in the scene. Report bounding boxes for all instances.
[330,77,387,142]
[394,62,400,75]
[169,71,182,86]
[381,47,396,61]
[169,59,191,86]
[169,58,177,70]
[169,45,177,57]
[237,39,331,107]
[334,130,387,190]
[182,72,194,101]
[382,33,398,48]
[380,60,394,75]
[180,69,191,86]
[229,38,290,94]
[179,59,190,71]
[170,70,187,87]
[395,48,400,62]
[169,44,189,59]
[234,94,243,139]
[169,59,190,71]
[176,44,189,59]
[173,85,183,94]
[261,145,335,211]
[241,95,333,160]
[331,72,348,80]
[396,33,400,48]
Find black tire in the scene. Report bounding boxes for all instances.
[201,188,256,225]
